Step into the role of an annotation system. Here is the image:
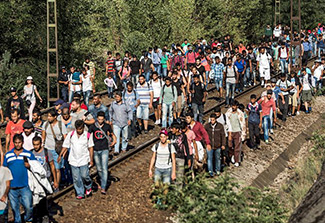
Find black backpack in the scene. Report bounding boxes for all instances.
[161,84,175,102]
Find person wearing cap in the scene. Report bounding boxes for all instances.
[5,109,26,152]
[140,52,154,82]
[58,66,70,102]
[54,99,64,115]
[148,129,176,186]
[5,87,25,121]
[22,121,36,151]
[311,60,324,91]
[258,90,276,144]
[21,76,42,122]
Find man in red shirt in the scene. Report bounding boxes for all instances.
[5,109,25,152]
[185,112,211,165]
[258,90,277,144]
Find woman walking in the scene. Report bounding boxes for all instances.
[22,76,43,121]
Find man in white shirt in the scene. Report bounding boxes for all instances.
[22,121,36,151]
[257,47,273,87]
[0,165,13,222]
[149,72,164,124]
[311,60,324,90]
[59,120,94,199]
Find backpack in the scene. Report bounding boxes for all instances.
[154,142,172,165]
[247,103,260,124]
[225,65,236,78]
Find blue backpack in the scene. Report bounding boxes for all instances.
[247,103,260,124]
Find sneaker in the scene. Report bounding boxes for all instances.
[231,155,235,164]
[270,129,274,134]
[265,139,269,144]
[296,111,300,115]
[85,188,92,197]
[144,130,149,134]
[76,195,84,200]
[101,189,106,195]
[216,171,221,176]
[234,162,240,167]
[113,152,119,156]
[154,120,159,125]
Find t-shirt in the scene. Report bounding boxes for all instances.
[225,65,238,84]
[152,143,176,169]
[129,60,141,75]
[312,65,323,80]
[83,61,95,75]
[123,90,139,112]
[234,60,246,73]
[136,82,153,104]
[257,53,271,68]
[160,55,169,68]
[81,73,92,92]
[5,119,25,150]
[22,132,36,151]
[150,79,164,100]
[33,121,44,136]
[229,113,241,132]
[23,85,36,101]
[42,121,67,150]
[105,58,115,73]
[3,149,36,188]
[88,122,113,151]
[276,80,291,96]
[190,82,206,105]
[0,166,13,211]
[32,148,53,178]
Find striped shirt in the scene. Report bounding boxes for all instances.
[105,58,115,73]
[136,82,153,104]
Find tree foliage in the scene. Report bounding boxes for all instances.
[0,0,323,103]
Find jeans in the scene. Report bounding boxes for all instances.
[162,67,168,78]
[131,74,138,86]
[318,47,324,58]
[61,86,69,102]
[69,90,81,103]
[154,64,161,75]
[192,103,204,123]
[280,58,288,74]
[175,158,185,187]
[113,125,128,153]
[128,111,137,140]
[83,90,91,107]
[154,167,171,184]
[162,103,173,128]
[144,71,151,82]
[205,71,210,85]
[207,148,221,176]
[226,82,236,105]
[71,165,92,197]
[244,67,251,86]
[214,78,223,91]
[93,150,109,189]
[278,94,289,120]
[136,104,149,120]
[107,87,114,98]
[262,115,271,141]
[9,186,33,223]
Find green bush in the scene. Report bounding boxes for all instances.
[154,174,288,223]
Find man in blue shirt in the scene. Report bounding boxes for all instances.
[3,134,36,223]
[88,94,109,122]
[234,55,247,93]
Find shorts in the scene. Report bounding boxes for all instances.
[302,90,312,102]
[153,99,159,109]
[137,104,149,120]
[176,95,183,113]
[259,67,270,80]
[154,167,171,184]
[48,149,64,169]
[289,92,298,107]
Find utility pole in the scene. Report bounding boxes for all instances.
[290,0,302,71]
[274,0,281,27]
[47,0,59,107]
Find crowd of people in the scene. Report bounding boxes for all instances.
[1,23,325,223]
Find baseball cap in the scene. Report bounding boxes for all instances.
[54,99,64,106]
[26,76,33,80]
[267,89,273,95]
[60,102,70,110]
[159,129,168,136]
[10,87,17,92]
[271,78,277,83]
[23,121,34,129]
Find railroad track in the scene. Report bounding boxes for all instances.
[13,57,316,221]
